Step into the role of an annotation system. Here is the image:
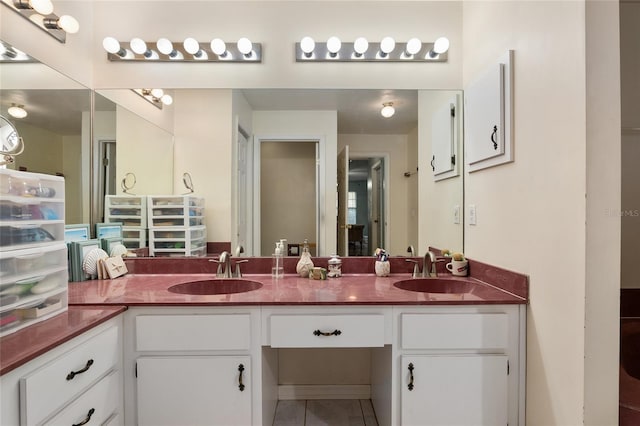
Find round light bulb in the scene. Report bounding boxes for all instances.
[237,37,253,55]
[210,38,226,56]
[380,36,396,54]
[8,105,27,119]
[354,37,369,55]
[183,37,200,55]
[29,0,53,15]
[433,36,450,54]
[300,36,315,54]
[381,103,395,118]
[130,38,148,55]
[57,15,79,33]
[406,37,422,55]
[327,36,341,54]
[29,13,45,27]
[156,38,174,55]
[150,88,164,98]
[102,37,121,54]
[161,94,173,106]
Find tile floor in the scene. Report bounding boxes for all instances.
[273,399,379,426]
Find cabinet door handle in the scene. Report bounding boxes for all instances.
[313,329,342,337]
[491,125,498,150]
[238,364,245,392]
[66,359,94,380]
[72,408,95,426]
[408,363,415,391]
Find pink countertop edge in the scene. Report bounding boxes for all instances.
[0,305,127,376]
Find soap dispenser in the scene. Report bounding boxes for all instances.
[272,242,284,278]
[296,239,314,278]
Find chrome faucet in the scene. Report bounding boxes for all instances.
[405,245,420,278]
[423,250,437,277]
[233,246,249,278]
[209,251,233,278]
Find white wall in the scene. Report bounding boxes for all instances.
[253,110,338,256]
[462,1,620,425]
[338,133,411,256]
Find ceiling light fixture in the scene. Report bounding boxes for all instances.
[0,40,35,62]
[381,102,395,118]
[295,36,449,62]
[8,104,27,119]
[2,0,80,43]
[133,89,173,109]
[103,37,262,62]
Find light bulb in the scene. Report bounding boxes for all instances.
[8,105,27,119]
[380,37,396,55]
[237,37,253,55]
[161,94,173,106]
[29,0,53,15]
[150,88,164,98]
[29,13,45,27]
[57,15,79,33]
[130,38,148,55]
[381,103,395,118]
[354,37,369,56]
[300,36,315,55]
[183,37,200,55]
[156,38,174,55]
[327,36,341,55]
[102,37,121,54]
[210,38,226,56]
[433,36,450,54]
[406,38,422,55]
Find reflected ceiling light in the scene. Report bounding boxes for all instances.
[379,36,396,57]
[156,38,183,59]
[210,38,227,57]
[381,102,395,118]
[44,14,79,33]
[429,36,450,58]
[237,37,253,58]
[300,36,315,58]
[104,38,262,62]
[327,36,341,58]
[8,104,27,119]
[353,37,369,57]
[0,40,35,62]
[294,36,449,62]
[134,89,173,109]
[3,0,80,42]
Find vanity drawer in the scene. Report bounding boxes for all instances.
[135,314,251,351]
[20,325,119,426]
[270,314,385,348]
[44,370,120,426]
[401,313,508,350]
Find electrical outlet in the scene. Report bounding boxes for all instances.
[453,205,460,224]
[469,204,477,225]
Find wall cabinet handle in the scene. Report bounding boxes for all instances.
[72,408,95,426]
[66,359,94,380]
[313,329,342,337]
[238,364,245,391]
[408,363,415,391]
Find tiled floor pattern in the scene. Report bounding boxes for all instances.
[273,399,378,426]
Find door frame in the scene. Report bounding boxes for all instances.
[253,134,325,256]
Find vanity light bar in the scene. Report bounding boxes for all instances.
[295,38,449,62]
[104,39,262,63]
[132,89,173,109]
[1,0,79,43]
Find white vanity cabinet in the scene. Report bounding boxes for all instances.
[395,305,525,426]
[123,307,262,426]
[0,317,123,426]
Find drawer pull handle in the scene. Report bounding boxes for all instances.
[408,363,415,391]
[238,364,245,391]
[72,408,95,426]
[66,359,94,380]
[313,329,342,337]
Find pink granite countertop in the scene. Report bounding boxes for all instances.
[0,305,127,375]
[68,273,526,306]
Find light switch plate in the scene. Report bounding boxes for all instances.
[453,205,460,224]
[469,204,477,225]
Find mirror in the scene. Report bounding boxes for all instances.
[0,115,24,165]
[0,41,91,224]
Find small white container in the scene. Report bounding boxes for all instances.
[328,254,342,278]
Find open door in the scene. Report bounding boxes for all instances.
[337,145,349,256]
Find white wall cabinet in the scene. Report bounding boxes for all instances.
[136,356,251,426]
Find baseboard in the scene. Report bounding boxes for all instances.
[278,384,371,400]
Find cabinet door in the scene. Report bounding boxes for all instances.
[136,356,251,426]
[401,355,508,426]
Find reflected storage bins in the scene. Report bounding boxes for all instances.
[0,169,68,337]
[122,227,147,249]
[147,196,205,228]
[149,226,206,257]
[105,195,147,227]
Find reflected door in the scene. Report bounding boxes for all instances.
[337,145,349,256]
[369,159,385,253]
